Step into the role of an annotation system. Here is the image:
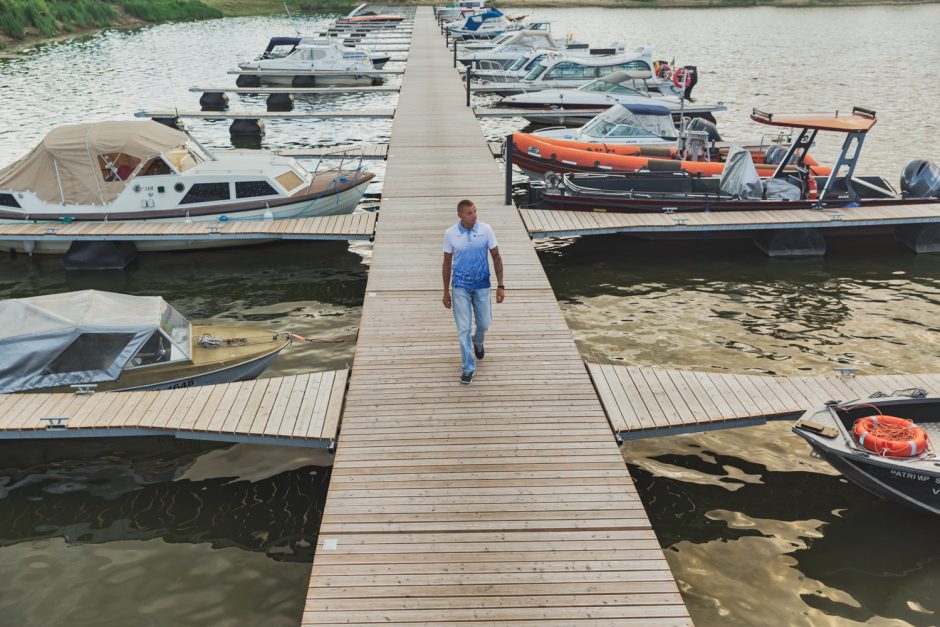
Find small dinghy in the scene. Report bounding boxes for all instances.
[0,290,291,393]
[793,392,940,516]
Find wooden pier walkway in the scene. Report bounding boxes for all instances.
[303,8,691,625]
[0,371,347,447]
[0,212,376,243]
[520,204,940,238]
[589,363,939,440]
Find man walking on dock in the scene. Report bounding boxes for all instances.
[442,199,505,384]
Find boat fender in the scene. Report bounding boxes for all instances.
[853,415,929,457]
[806,173,818,200]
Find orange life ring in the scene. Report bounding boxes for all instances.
[673,68,689,88]
[853,415,928,457]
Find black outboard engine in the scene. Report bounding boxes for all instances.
[901,160,940,198]
[686,117,721,142]
[681,65,698,101]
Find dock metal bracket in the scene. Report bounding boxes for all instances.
[70,383,97,395]
[41,417,68,430]
[833,367,858,377]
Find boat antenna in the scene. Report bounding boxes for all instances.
[284,2,301,37]
[183,127,218,162]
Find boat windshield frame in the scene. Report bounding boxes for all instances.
[579,78,643,95]
[581,105,678,139]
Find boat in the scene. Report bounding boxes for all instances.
[528,107,940,213]
[467,43,630,83]
[437,0,490,21]
[498,69,706,122]
[793,392,940,516]
[445,9,522,40]
[238,38,382,86]
[257,36,391,69]
[531,102,681,145]
[0,290,290,393]
[336,3,405,26]
[501,48,692,99]
[0,120,375,253]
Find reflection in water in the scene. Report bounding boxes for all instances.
[542,235,940,375]
[0,438,331,626]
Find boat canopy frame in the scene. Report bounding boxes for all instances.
[754,106,877,204]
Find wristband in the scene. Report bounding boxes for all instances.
[497,285,505,289]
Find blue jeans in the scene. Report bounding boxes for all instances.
[452,287,491,374]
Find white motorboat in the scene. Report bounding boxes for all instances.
[238,39,380,87]
[257,36,391,69]
[498,71,724,125]
[336,3,405,27]
[533,103,679,146]
[0,121,375,253]
[469,44,628,83]
[510,48,693,98]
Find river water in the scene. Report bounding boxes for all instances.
[1,5,939,626]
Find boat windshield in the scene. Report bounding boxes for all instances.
[523,61,548,81]
[508,56,528,71]
[581,105,678,139]
[580,79,643,95]
[162,142,207,174]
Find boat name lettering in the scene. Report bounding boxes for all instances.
[889,469,930,481]
[169,379,196,389]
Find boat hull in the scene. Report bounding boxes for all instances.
[119,345,286,391]
[0,179,371,253]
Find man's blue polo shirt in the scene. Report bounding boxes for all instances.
[443,221,498,289]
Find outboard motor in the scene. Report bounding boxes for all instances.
[680,65,698,100]
[686,117,721,143]
[901,160,940,198]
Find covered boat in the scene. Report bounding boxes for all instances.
[257,36,390,68]
[336,3,405,26]
[0,290,289,393]
[0,120,374,253]
[793,393,940,516]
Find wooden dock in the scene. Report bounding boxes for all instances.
[589,363,939,440]
[136,109,395,120]
[0,212,376,243]
[0,371,348,448]
[520,205,940,238]
[303,8,691,624]
[189,86,401,95]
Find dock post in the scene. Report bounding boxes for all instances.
[445,31,449,47]
[504,134,513,205]
[453,38,457,67]
[465,67,471,107]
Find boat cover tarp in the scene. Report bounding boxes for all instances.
[719,145,763,199]
[462,9,504,30]
[0,121,188,206]
[0,290,191,393]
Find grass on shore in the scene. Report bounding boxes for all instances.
[0,0,360,46]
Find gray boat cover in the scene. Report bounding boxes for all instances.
[0,120,188,206]
[0,290,191,393]
[719,145,763,199]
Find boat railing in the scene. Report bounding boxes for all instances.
[310,146,367,179]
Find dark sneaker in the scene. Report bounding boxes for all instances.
[474,345,485,359]
[460,370,474,385]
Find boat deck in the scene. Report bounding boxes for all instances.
[0,371,348,448]
[589,363,940,439]
[302,8,691,625]
[0,212,376,242]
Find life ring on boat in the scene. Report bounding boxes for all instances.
[853,415,929,457]
[672,68,689,88]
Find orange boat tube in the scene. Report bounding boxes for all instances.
[511,133,831,177]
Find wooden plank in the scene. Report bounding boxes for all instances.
[318,369,348,440]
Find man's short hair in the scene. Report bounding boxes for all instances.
[457,199,475,213]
